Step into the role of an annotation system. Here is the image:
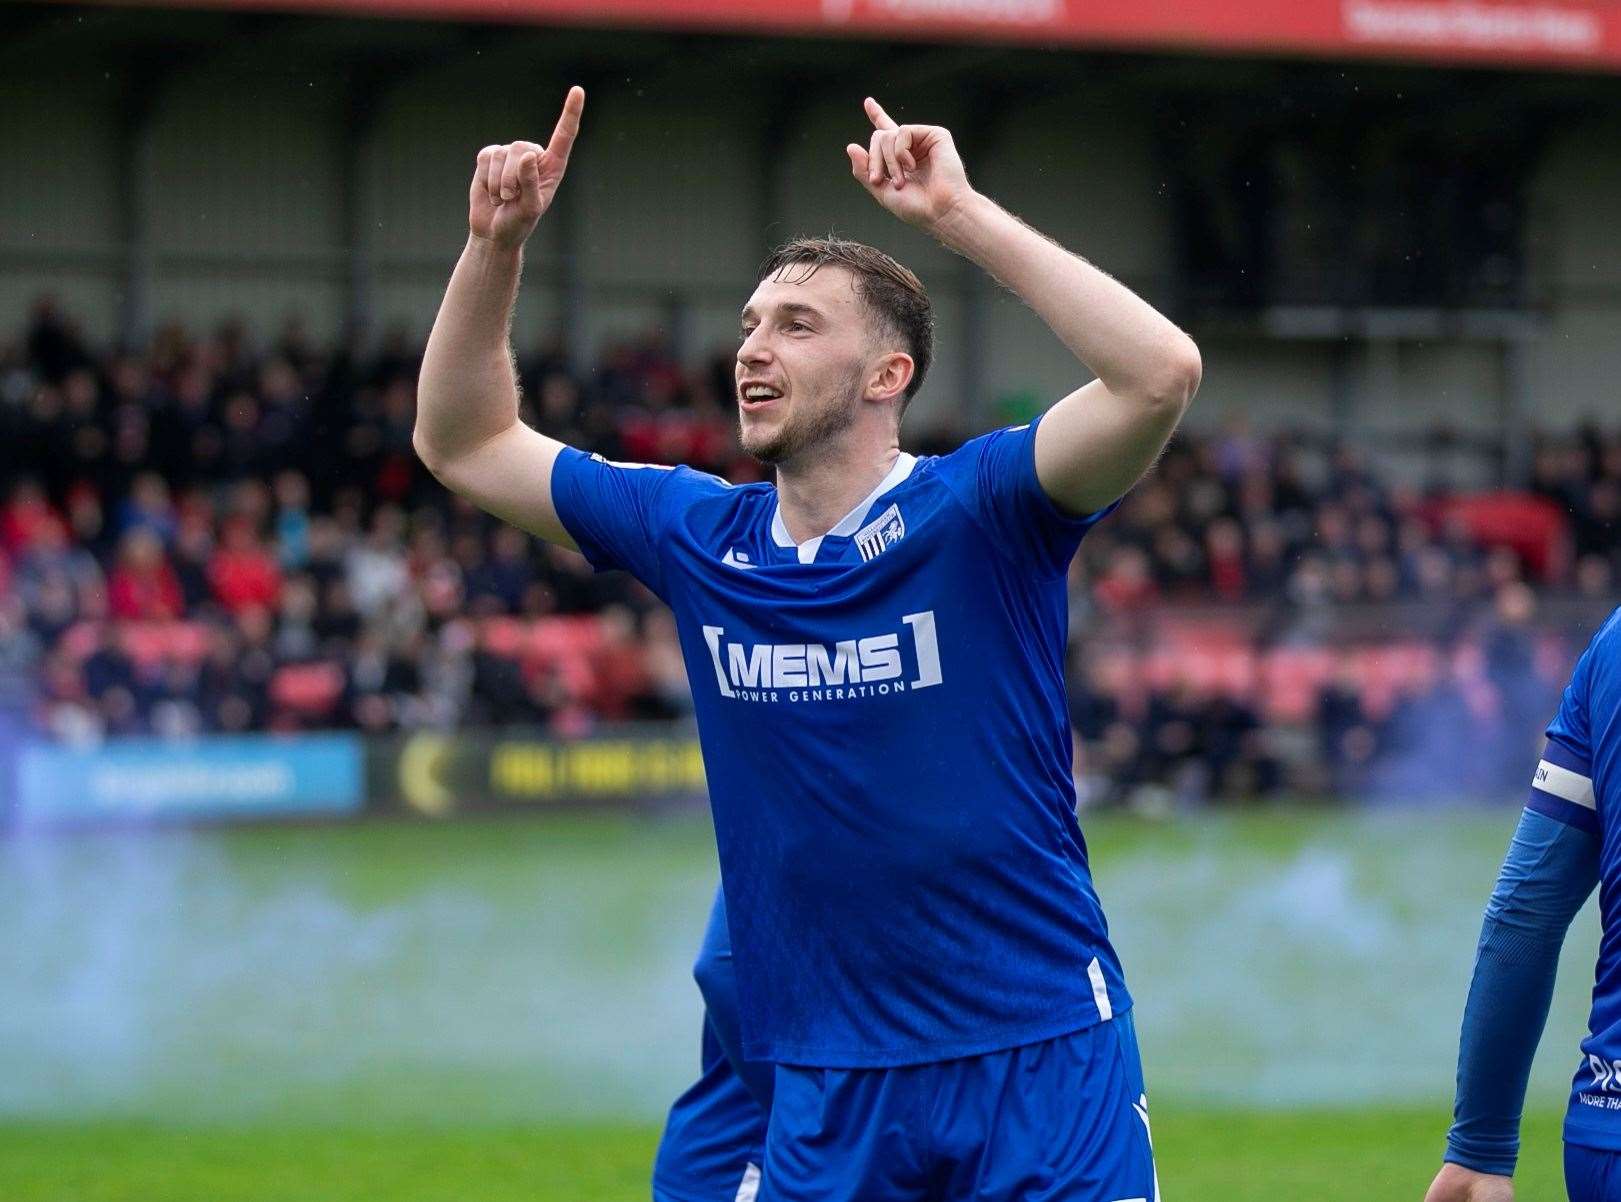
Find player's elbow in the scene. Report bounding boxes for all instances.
[412,427,450,478]
[413,419,479,482]
[692,944,728,1012]
[1143,334,1201,413]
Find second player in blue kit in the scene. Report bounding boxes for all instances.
[654,890,770,1202]
[415,85,1200,1199]
[1428,606,1621,1202]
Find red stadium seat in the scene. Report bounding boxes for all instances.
[478,617,528,657]
[1259,648,1336,723]
[1422,492,1571,581]
[1354,643,1438,718]
[166,622,212,663]
[270,662,345,717]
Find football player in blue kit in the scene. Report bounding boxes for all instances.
[1427,607,1621,1202]
[415,84,1201,1200]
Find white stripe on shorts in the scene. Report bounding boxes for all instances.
[1088,957,1114,1022]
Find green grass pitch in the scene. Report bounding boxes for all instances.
[0,1109,1567,1200]
[0,808,1592,1199]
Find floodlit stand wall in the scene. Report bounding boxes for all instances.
[3,20,1618,473]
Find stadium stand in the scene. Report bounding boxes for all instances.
[1,297,1615,804]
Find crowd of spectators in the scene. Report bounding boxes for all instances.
[0,297,1614,805]
[1075,420,1619,615]
[1057,388,1617,804]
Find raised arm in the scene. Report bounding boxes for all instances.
[413,86,585,549]
[848,97,1200,515]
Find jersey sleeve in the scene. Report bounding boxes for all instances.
[549,449,721,598]
[1444,808,1599,1176]
[931,412,1121,579]
[1528,634,1600,835]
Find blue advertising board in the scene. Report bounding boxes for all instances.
[15,734,364,824]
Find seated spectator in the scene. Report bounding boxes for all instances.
[80,622,137,702]
[1093,545,1158,613]
[345,507,409,618]
[148,654,205,739]
[14,515,103,613]
[2,479,60,557]
[641,609,693,720]
[39,648,99,744]
[171,515,216,611]
[273,470,313,570]
[116,471,178,546]
[1202,693,1277,799]
[107,529,185,621]
[466,525,536,615]
[1317,656,1377,796]
[589,604,654,721]
[208,518,281,616]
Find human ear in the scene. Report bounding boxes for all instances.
[867,352,913,402]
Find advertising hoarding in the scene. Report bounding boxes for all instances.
[15,735,364,824]
[376,728,707,817]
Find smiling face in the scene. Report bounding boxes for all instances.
[735,264,909,467]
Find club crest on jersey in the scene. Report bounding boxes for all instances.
[854,503,905,562]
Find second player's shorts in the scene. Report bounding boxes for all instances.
[760,1011,1159,1202]
[654,891,770,1202]
[1567,1142,1621,1202]
[653,1015,768,1202]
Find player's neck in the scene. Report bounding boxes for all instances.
[773,436,901,545]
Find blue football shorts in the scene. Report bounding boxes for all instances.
[1567,1141,1621,1202]
[656,888,1154,1201]
[654,889,770,1202]
[653,1013,768,1202]
[759,1012,1158,1202]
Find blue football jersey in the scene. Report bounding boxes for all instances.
[551,416,1131,1067]
[1528,607,1621,1149]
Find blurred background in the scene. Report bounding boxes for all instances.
[1,0,1619,1198]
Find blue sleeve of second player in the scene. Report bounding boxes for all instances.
[1444,809,1599,1176]
[932,414,1120,579]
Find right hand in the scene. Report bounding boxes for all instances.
[1424,1162,1514,1202]
[469,85,584,251]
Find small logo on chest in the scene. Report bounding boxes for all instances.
[854,503,906,562]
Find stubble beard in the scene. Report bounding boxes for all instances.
[740,366,864,467]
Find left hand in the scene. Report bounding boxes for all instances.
[846,97,974,235]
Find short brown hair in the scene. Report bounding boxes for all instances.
[756,236,934,415]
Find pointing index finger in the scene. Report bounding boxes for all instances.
[864,96,898,131]
[545,85,586,164]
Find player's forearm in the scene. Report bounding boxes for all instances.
[1445,810,1597,1175]
[932,191,1199,407]
[1446,914,1564,1175]
[414,235,526,470]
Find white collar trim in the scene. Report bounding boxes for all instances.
[770,453,917,564]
